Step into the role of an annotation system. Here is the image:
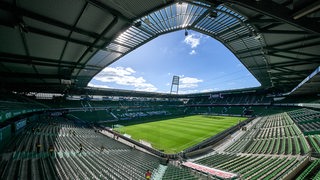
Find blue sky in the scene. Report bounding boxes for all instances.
[88,30,260,94]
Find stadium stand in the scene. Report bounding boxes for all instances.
[1,91,320,179]
[307,135,320,153]
[287,108,320,134]
[0,117,162,179]
[1,0,320,179]
[224,112,310,155]
[187,93,272,106]
[296,159,320,180]
[0,94,48,121]
[1,92,319,179]
[186,110,319,179]
[38,97,184,123]
[162,164,198,180]
[193,153,306,180]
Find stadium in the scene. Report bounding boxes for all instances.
[0,0,320,179]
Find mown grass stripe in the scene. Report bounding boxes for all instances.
[116,115,244,153]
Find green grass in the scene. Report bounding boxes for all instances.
[115,115,245,153]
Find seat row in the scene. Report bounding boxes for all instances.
[194,153,304,180]
[0,119,163,179]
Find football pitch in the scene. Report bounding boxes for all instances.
[115,115,245,153]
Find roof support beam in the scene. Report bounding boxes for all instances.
[247,15,283,32]
[73,15,131,80]
[240,46,320,59]
[224,33,250,43]
[12,0,44,84]
[0,72,76,79]
[0,22,103,49]
[267,48,320,58]
[109,41,134,49]
[272,60,318,68]
[266,35,319,48]
[59,2,88,62]
[216,23,243,37]
[271,67,307,78]
[191,9,211,27]
[0,1,101,39]
[259,22,283,32]
[272,76,302,80]
[86,0,130,22]
[221,0,320,34]
[26,26,100,48]
[259,30,313,35]
[249,60,318,70]
[74,16,118,67]
[269,53,320,64]
[271,72,308,77]
[246,18,281,24]
[236,36,320,55]
[19,22,32,83]
[272,79,300,83]
[278,41,320,52]
[0,53,101,70]
[72,0,137,78]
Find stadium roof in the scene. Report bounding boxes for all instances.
[0,0,319,95]
[287,66,320,95]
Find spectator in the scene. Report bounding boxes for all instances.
[100,145,105,152]
[79,143,83,153]
[166,157,169,165]
[145,169,152,180]
[48,144,54,157]
[36,141,41,153]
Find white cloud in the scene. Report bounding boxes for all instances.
[180,77,203,84]
[189,50,196,55]
[179,77,203,89]
[184,34,201,48]
[93,66,157,92]
[201,89,214,92]
[179,89,199,94]
[199,88,220,93]
[87,83,112,89]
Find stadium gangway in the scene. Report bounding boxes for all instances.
[40,158,59,179]
[182,161,239,179]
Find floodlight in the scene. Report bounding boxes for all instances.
[209,11,218,18]
[254,34,261,40]
[134,21,142,27]
[61,79,72,85]
[143,18,151,25]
